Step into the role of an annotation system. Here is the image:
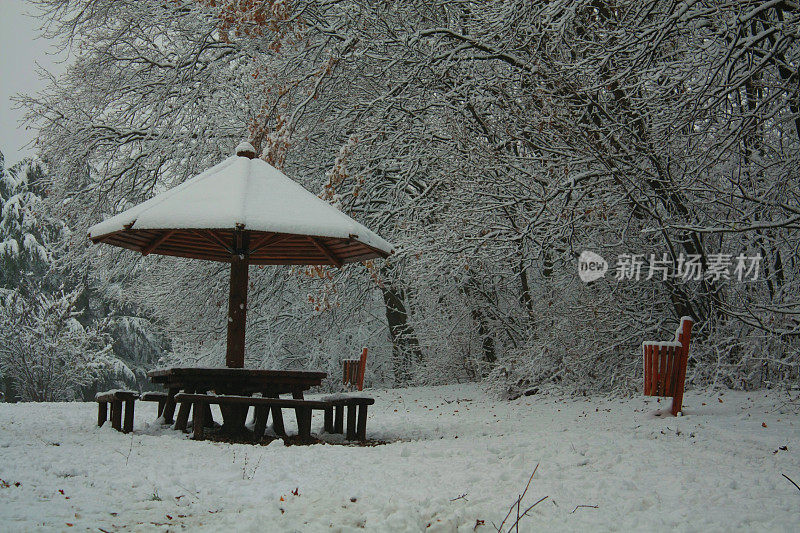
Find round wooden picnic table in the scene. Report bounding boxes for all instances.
[147,367,327,436]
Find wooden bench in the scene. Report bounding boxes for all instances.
[141,389,215,431]
[321,395,375,442]
[96,390,139,433]
[643,316,694,416]
[343,348,368,391]
[174,393,331,442]
[140,392,169,417]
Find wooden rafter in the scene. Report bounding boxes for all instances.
[249,232,292,255]
[193,230,234,254]
[309,237,343,268]
[90,233,113,244]
[142,230,176,256]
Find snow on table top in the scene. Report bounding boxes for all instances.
[1,384,798,531]
[93,389,137,400]
[88,153,393,254]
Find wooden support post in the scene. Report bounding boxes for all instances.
[157,399,166,417]
[111,400,122,431]
[123,398,135,433]
[356,404,368,442]
[346,404,357,440]
[323,407,333,433]
[226,230,250,368]
[192,401,206,440]
[97,402,107,427]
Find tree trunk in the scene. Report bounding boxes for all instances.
[381,282,423,385]
[2,375,18,403]
[462,281,497,366]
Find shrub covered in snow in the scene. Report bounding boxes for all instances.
[0,153,168,401]
[0,287,121,401]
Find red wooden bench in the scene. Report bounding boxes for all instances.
[343,347,368,391]
[643,317,694,415]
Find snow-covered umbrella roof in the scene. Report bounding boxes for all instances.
[88,143,394,265]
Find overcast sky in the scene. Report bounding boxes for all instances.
[0,1,67,166]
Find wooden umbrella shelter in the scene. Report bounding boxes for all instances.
[88,142,393,368]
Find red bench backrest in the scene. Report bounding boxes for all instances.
[343,347,368,391]
[676,317,693,358]
[357,348,368,391]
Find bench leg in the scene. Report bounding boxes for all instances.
[356,404,368,442]
[297,407,312,441]
[175,396,193,432]
[323,407,333,433]
[156,399,166,418]
[123,399,135,433]
[204,403,215,427]
[292,391,305,434]
[193,390,215,427]
[333,405,344,434]
[111,400,123,431]
[253,406,269,442]
[265,392,286,437]
[161,387,179,424]
[345,404,357,440]
[192,401,205,440]
[97,402,108,427]
[270,406,286,436]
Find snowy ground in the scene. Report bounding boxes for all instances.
[0,384,798,532]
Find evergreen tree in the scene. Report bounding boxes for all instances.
[0,152,164,401]
[0,155,64,290]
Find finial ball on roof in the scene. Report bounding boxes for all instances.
[235,142,257,159]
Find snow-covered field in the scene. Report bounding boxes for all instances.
[1,384,798,532]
